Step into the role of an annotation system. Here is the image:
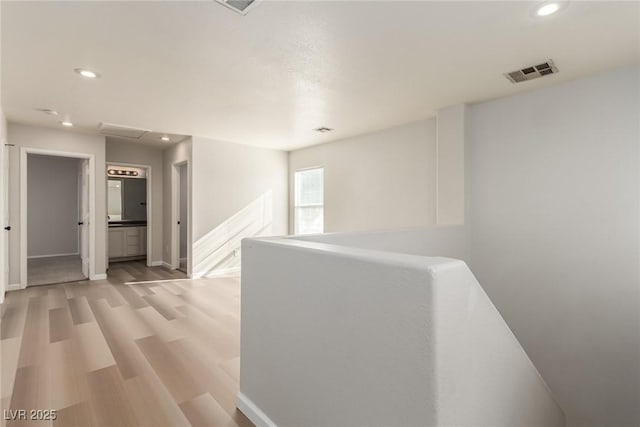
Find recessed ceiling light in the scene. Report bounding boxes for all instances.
[74,68,99,79]
[314,127,333,133]
[60,120,73,127]
[160,135,170,142]
[537,3,559,16]
[532,1,567,17]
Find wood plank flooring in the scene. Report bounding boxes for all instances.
[0,261,253,427]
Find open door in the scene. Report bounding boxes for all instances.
[79,159,89,278]
[1,140,8,290]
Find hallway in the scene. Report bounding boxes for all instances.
[1,262,252,427]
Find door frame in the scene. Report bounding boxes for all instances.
[171,160,190,276]
[20,147,96,287]
[106,162,153,267]
[79,159,90,278]
[0,139,7,302]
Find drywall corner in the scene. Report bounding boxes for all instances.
[236,392,278,427]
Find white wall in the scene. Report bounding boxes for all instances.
[190,136,287,277]
[239,236,564,426]
[288,119,437,233]
[293,226,468,262]
[106,138,163,264]
[163,138,191,268]
[436,104,465,225]
[27,155,80,257]
[7,123,107,284]
[467,65,640,427]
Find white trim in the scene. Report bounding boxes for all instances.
[20,148,97,287]
[236,392,278,427]
[0,292,4,304]
[7,283,24,291]
[107,161,153,267]
[172,161,191,276]
[0,136,7,302]
[161,261,174,270]
[150,260,164,267]
[90,273,107,280]
[27,252,79,259]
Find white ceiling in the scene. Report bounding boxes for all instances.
[2,1,639,151]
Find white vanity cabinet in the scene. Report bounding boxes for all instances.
[108,226,147,259]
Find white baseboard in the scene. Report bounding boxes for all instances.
[150,261,164,267]
[90,273,107,280]
[161,261,174,270]
[0,291,4,304]
[27,252,80,259]
[7,283,25,291]
[236,392,277,427]
[179,257,187,262]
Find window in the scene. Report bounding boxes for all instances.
[294,168,324,235]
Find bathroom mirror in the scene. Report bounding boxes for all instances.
[108,178,147,222]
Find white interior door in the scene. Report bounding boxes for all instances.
[79,159,89,278]
[1,140,8,289]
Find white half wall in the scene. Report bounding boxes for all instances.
[467,64,640,427]
[288,119,437,233]
[240,236,564,426]
[27,154,80,257]
[7,123,107,284]
[190,136,287,277]
[106,137,164,264]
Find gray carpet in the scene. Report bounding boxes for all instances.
[27,255,87,286]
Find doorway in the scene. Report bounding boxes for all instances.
[106,164,151,267]
[1,138,8,297]
[178,163,188,273]
[173,162,189,274]
[20,148,96,288]
[25,154,88,286]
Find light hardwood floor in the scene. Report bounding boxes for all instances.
[1,261,253,427]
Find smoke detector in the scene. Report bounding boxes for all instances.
[215,0,259,15]
[314,127,333,133]
[505,60,559,83]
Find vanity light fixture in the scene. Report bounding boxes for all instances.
[161,135,170,142]
[74,68,99,79]
[60,120,73,127]
[108,169,139,177]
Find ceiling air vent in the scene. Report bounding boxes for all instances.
[504,60,558,84]
[99,123,150,139]
[215,0,259,15]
